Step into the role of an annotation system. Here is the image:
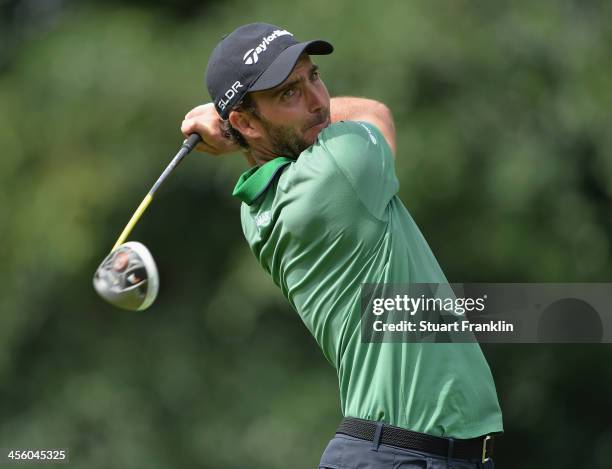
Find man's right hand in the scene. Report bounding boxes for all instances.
[180,103,241,156]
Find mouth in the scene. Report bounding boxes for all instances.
[306,115,331,134]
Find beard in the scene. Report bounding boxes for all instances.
[259,109,330,159]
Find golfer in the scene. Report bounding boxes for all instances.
[181,23,503,469]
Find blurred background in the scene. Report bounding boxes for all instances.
[1,0,611,467]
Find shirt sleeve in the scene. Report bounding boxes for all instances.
[319,120,399,219]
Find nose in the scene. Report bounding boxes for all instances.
[305,82,324,114]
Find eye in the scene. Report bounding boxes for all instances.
[281,88,296,100]
[311,70,320,81]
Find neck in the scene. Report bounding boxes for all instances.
[244,143,281,167]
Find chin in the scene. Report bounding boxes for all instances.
[309,122,329,141]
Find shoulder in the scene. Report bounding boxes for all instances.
[317,120,384,153]
[305,120,393,179]
[303,121,399,219]
[294,121,389,177]
[312,121,391,175]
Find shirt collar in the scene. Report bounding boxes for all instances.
[232,157,294,205]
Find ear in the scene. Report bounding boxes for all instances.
[229,110,264,141]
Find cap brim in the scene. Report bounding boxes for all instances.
[249,40,333,92]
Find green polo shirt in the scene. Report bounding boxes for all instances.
[233,121,503,438]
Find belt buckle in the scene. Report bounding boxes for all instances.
[481,435,493,463]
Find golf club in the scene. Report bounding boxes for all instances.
[93,133,202,311]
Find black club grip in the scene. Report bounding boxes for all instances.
[182,133,202,151]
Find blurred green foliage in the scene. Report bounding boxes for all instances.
[1,0,611,467]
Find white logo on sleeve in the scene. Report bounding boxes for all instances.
[358,122,378,144]
[243,29,293,65]
[255,210,272,228]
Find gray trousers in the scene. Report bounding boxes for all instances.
[319,434,494,469]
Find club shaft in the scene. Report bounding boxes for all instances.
[112,193,154,251]
[110,133,202,252]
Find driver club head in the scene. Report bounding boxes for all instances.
[93,241,159,311]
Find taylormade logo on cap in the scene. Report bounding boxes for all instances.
[242,29,293,65]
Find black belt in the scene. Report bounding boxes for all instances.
[337,417,495,463]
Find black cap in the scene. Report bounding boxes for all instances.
[205,23,333,119]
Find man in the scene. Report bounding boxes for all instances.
[181,23,503,468]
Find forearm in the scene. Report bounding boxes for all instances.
[330,97,396,155]
[331,96,384,122]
